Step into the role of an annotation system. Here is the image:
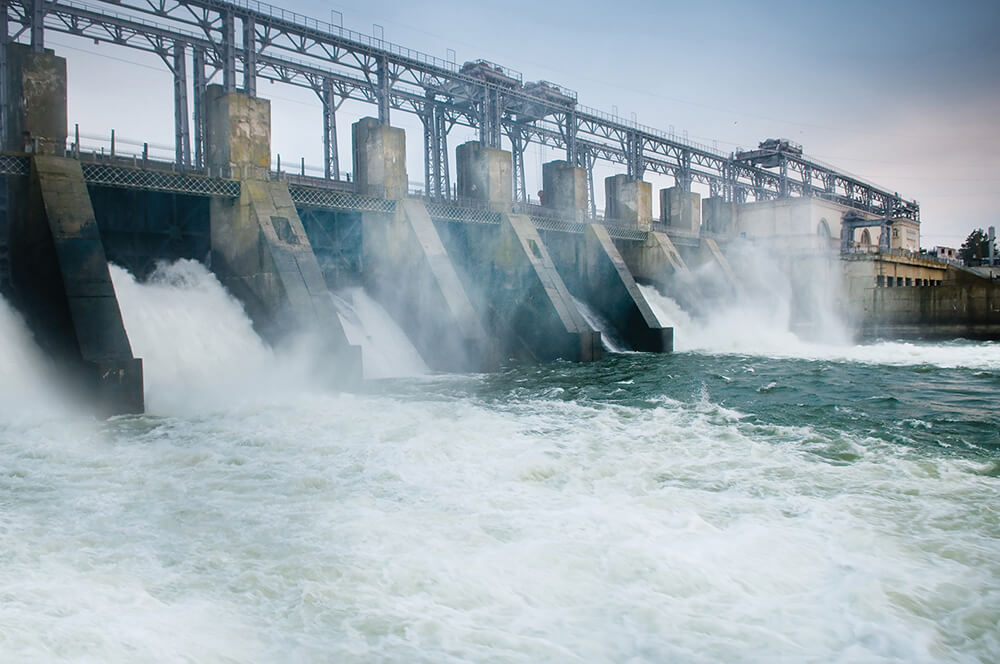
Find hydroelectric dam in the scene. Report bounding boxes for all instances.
[2,0,995,416]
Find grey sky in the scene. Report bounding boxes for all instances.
[56,0,1000,247]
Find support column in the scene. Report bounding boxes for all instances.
[605,174,652,230]
[205,85,361,383]
[322,78,340,180]
[510,127,526,202]
[352,117,407,200]
[242,15,256,97]
[456,141,511,211]
[375,56,390,125]
[546,224,672,352]
[439,214,602,362]
[30,0,44,52]
[5,45,142,414]
[421,100,450,199]
[0,9,8,148]
[542,160,587,220]
[192,47,206,169]
[221,10,236,92]
[702,196,736,236]
[172,41,191,169]
[660,186,701,235]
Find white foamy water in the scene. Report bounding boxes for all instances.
[2,261,998,663]
[572,296,629,353]
[332,287,429,379]
[640,284,1000,370]
[0,296,80,417]
[0,385,997,662]
[109,260,326,414]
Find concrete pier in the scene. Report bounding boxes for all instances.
[440,215,602,362]
[4,45,143,414]
[206,86,361,382]
[547,224,672,352]
[660,186,701,235]
[542,161,588,220]
[362,198,494,372]
[605,175,652,230]
[702,197,736,236]
[456,142,511,211]
[352,118,408,200]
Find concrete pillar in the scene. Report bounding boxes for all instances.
[352,117,407,200]
[3,44,67,155]
[456,141,512,211]
[9,157,144,415]
[361,199,494,372]
[438,216,602,362]
[702,196,736,236]
[660,186,701,234]
[542,160,587,220]
[547,225,672,352]
[605,175,652,230]
[204,84,270,179]
[5,46,142,414]
[206,87,361,383]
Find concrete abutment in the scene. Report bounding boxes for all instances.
[4,45,143,415]
[205,86,361,383]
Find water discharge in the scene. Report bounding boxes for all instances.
[332,287,429,380]
[1,259,998,663]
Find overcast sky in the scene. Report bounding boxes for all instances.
[54,0,1000,247]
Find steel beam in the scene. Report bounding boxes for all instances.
[192,46,206,169]
[173,41,191,168]
[3,0,919,221]
[1,7,8,149]
[222,9,236,92]
[242,15,255,96]
[322,78,339,180]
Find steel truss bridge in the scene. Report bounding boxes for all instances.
[1,0,919,222]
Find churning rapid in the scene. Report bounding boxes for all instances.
[1,260,998,663]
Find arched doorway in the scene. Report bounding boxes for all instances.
[817,218,831,239]
[860,228,872,250]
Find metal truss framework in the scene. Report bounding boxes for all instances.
[2,0,918,222]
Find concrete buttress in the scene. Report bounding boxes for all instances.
[548,224,672,352]
[206,85,361,383]
[9,156,144,414]
[440,214,602,362]
[361,199,494,372]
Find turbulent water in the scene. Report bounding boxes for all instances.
[1,262,999,663]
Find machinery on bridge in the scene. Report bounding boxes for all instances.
[1,0,918,222]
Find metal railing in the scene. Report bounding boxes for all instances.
[288,187,396,213]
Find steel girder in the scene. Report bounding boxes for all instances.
[2,0,919,220]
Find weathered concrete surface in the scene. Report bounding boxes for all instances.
[438,215,602,362]
[456,142,512,210]
[846,261,1000,340]
[605,175,652,230]
[3,44,67,155]
[361,199,494,372]
[9,156,143,414]
[210,179,361,380]
[206,88,360,382]
[618,230,691,284]
[660,187,701,235]
[702,197,736,236]
[352,117,407,200]
[542,161,587,220]
[548,224,672,352]
[204,85,270,179]
[701,238,739,289]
